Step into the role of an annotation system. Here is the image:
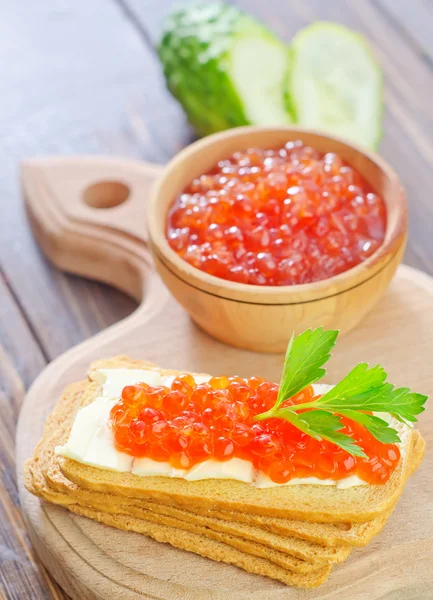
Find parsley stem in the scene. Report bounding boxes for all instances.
[281,400,320,411]
[254,409,277,421]
[254,400,320,422]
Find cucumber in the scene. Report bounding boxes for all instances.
[286,22,383,149]
[158,2,292,137]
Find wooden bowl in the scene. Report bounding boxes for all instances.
[147,126,407,353]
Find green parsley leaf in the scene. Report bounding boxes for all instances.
[335,410,402,444]
[293,410,367,457]
[317,363,387,405]
[275,408,365,456]
[273,408,323,441]
[317,379,427,425]
[275,327,338,410]
[255,328,428,457]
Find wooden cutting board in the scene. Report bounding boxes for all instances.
[16,157,433,600]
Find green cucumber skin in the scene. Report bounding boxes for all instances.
[285,22,384,150]
[158,2,288,136]
[158,3,250,136]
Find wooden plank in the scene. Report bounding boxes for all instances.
[0,0,190,363]
[119,0,177,43]
[0,272,46,388]
[376,0,433,64]
[0,382,70,600]
[0,278,69,599]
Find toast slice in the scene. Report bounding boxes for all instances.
[26,368,425,549]
[27,435,424,589]
[40,413,426,560]
[57,357,418,523]
[27,457,327,574]
[26,461,332,586]
[47,474,351,564]
[67,504,332,589]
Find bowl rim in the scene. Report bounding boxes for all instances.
[147,125,407,305]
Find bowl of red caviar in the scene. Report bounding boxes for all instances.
[147,126,407,353]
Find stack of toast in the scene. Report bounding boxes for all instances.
[24,357,426,589]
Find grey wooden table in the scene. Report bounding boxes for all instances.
[1,1,433,598]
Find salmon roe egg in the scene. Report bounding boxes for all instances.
[110,376,400,485]
[166,143,386,285]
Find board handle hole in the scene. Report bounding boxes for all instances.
[83,181,130,209]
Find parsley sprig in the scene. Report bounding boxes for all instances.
[255,328,427,457]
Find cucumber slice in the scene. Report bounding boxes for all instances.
[229,18,293,126]
[286,22,383,149]
[158,3,291,137]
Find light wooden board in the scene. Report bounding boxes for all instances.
[16,157,433,599]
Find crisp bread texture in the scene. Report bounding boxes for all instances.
[26,360,424,540]
[68,504,332,588]
[59,357,417,523]
[23,361,426,589]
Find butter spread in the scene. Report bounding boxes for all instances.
[185,457,254,482]
[56,396,133,472]
[56,369,410,487]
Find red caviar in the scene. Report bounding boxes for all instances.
[110,376,400,485]
[166,143,386,285]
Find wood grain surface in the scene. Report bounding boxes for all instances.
[1,1,433,598]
